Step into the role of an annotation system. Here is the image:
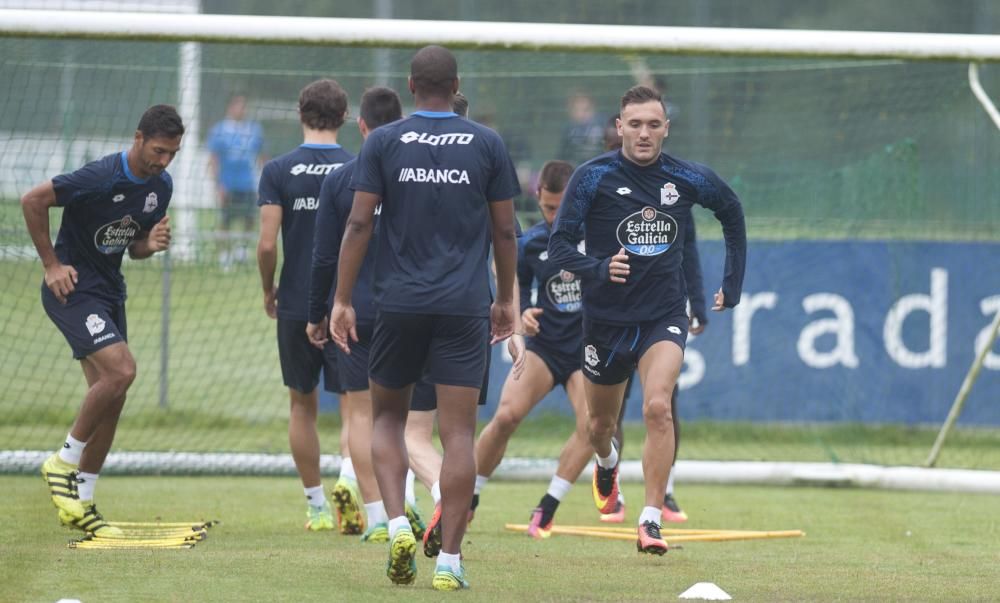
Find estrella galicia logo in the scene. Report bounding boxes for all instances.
[94,214,141,254]
[615,206,677,256]
[545,270,582,313]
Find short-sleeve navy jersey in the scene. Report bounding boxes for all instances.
[309,158,379,325]
[259,144,353,321]
[518,220,584,353]
[351,111,521,318]
[548,149,746,326]
[50,151,172,301]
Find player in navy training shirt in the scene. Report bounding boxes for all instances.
[23,105,184,534]
[306,86,419,542]
[330,46,522,590]
[256,80,353,532]
[548,85,746,555]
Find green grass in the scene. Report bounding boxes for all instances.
[3,475,999,601]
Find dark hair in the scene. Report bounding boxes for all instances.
[620,85,665,112]
[603,113,622,151]
[360,86,403,130]
[410,45,458,99]
[299,79,348,131]
[137,104,185,139]
[538,160,574,194]
[452,91,469,117]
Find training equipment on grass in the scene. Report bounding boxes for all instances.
[505,523,804,544]
[679,582,733,601]
[67,520,218,550]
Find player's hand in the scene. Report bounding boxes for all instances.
[330,302,358,354]
[712,288,725,311]
[608,247,630,284]
[263,286,278,319]
[521,307,543,337]
[44,262,78,304]
[306,319,328,349]
[147,216,171,253]
[507,333,526,380]
[490,300,517,344]
[689,312,706,335]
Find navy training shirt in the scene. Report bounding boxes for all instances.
[351,111,521,317]
[309,158,379,325]
[258,144,353,321]
[50,151,172,301]
[548,149,745,326]
[518,220,584,354]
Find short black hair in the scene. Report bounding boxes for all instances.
[360,86,403,130]
[621,85,666,112]
[538,160,574,194]
[299,79,348,131]
[452,91,469,117]
[410,45,458,99]
[137,105,184,139]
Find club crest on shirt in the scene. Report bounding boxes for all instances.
[660,182,680,206]
[94,214,142,254]
[545,270,582,313]
[615,206,678,256]
[143,192,158,213]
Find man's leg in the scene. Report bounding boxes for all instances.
[405,409,441,495]
[662,384,688,522]
[288,386,335,531]
[474,351,554,483]
[527,370,592,537]
[434,384,480,561]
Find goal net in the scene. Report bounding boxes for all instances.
[1,9,998,478]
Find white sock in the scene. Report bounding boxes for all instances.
[617,473,626,504]
[474,474,489,495]
[639,506,661,526]
[437,551,462,573]
[596,442,619,469]
[76,471,98,502]
[58,434,86,465]
[387,515,411,539]
[365,500,388,526]
[340,457,356,481]
[546,476,572,501]
[405,469,416,506]
[666,470,676,496]
[430,481,442,505]
[304,485,326,508]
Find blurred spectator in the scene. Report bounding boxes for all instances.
[558,92,605,164]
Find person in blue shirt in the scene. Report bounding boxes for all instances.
[548,85,746,556]
[306,85,428,544]
[207,94,265,266]
[330,46,523,591]
[256,79,353,533]
[22,105,184,537]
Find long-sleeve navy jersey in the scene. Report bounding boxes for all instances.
[258,143,353,321]
[50,151,172,301]
[351,111,521,318]
[548,150,745,326]
[309,159,379,325]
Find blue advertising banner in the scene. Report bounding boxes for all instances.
[324,241,999,426]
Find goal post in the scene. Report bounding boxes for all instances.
[1,9,998,486]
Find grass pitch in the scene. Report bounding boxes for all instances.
[3,475,998,602]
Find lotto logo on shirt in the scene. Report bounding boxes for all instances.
[615,206,678,256]
[398,131,474,146]
[289,163,343,176]
[398,167,471,184]
[545,270,582,313]
[93,214,142,254]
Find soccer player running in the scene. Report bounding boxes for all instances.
[330,46,522,590]
[256,80,353,532]
[307,86,426,543]
[24,105,184,536]
[548,85,746,555]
